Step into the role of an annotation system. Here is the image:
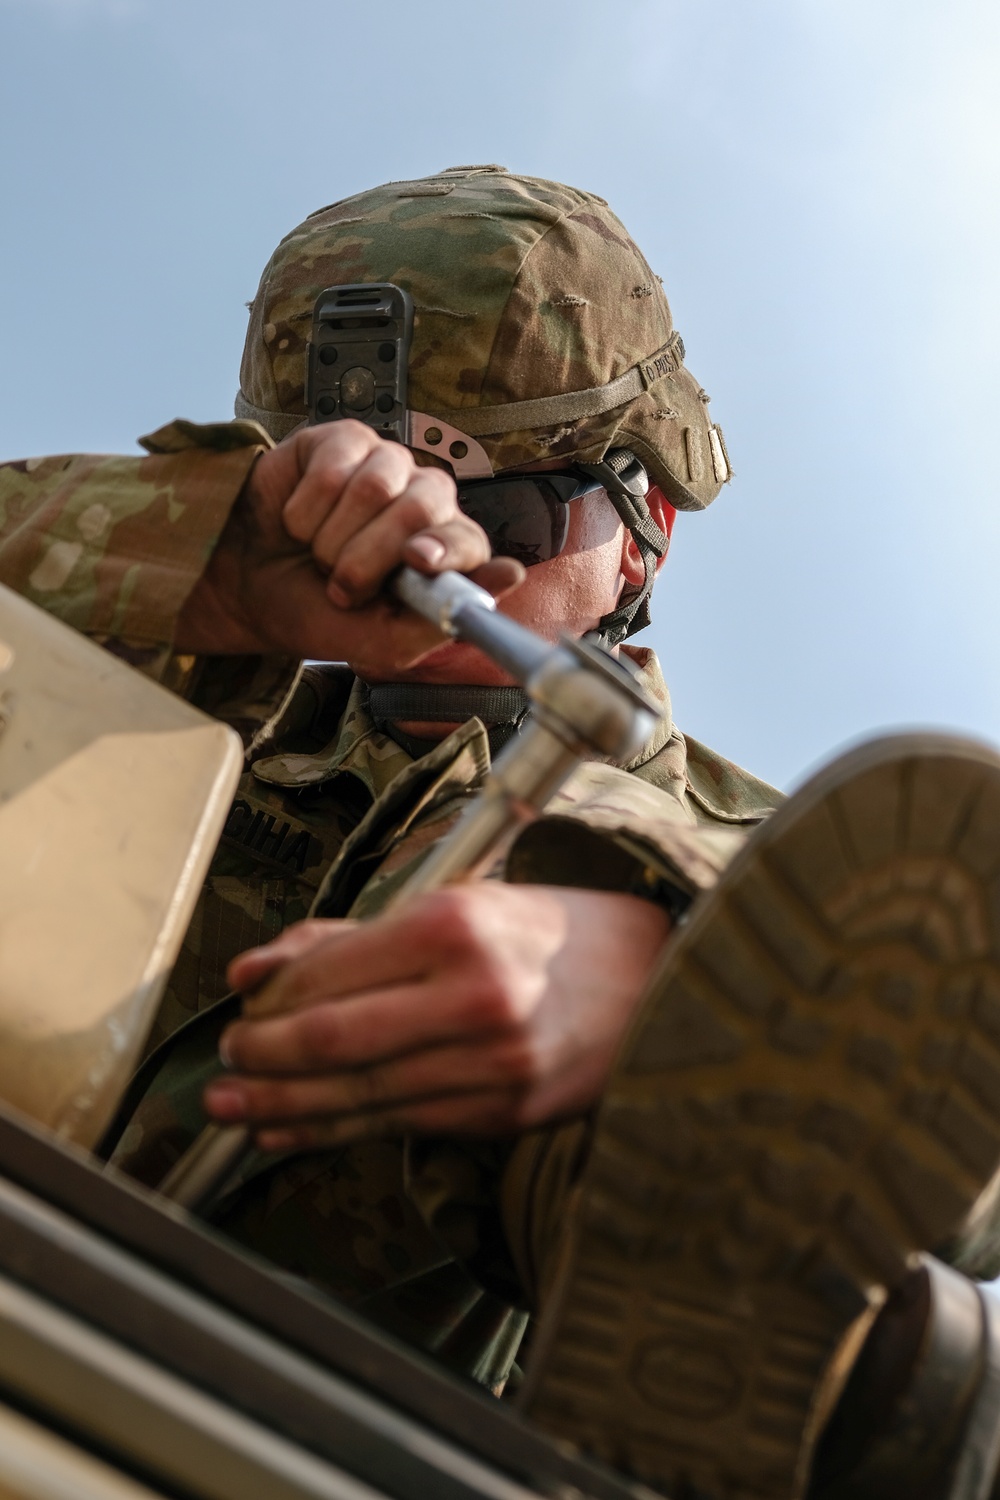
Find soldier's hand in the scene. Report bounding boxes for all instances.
[203,885,670,1147]
[175,421,522,674]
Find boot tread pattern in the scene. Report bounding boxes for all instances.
[525,738,1000,1500]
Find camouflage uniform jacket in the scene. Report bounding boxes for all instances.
[0,421,783,1389]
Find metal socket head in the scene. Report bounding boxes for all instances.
[525,636,661,762]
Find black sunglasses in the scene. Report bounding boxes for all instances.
[454,470,609,568]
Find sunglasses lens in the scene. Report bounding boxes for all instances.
[457,477,572,567]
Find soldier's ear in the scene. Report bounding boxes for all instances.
[647,487,676,572]
[619,486,676,585]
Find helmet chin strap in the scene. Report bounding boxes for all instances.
[366,448,666,758]
[365,682,530,759]
[576,452,670,648]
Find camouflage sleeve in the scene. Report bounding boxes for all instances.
[0,419,268,647]
[0,418,298,740]
[505,761,749,911]
[505,725,784,910]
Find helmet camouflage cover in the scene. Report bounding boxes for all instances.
[237,165,731,513]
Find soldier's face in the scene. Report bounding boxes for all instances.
[497,489,630,642]
[367,488,648,692]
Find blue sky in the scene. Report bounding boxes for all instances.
[2,0,999,790]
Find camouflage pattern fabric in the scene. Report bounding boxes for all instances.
[105,645,781,1391]
[0,422,781,1387]
[147,647,779,1047]
[236,166,732,514]
[0,419,300,737]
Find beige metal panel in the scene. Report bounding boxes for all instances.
[0,1402,165,1500]
[0,585,242,1146]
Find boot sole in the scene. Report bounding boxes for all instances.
[522,733,1000,1499]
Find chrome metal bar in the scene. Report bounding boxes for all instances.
[158,570,662,1212]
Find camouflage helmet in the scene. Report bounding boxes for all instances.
[236,165,731,515]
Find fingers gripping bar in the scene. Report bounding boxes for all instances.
[157,568,662,1210]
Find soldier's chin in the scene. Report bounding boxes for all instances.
[368,639,518,687]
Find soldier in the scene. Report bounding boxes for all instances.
[4,166,1000,1498]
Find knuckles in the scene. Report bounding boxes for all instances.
[415,889,529,1033]
[466,972,524,1033]
[331,552,376,598]
[417,888,494,969]
[298,1003,346,1064]
[349,1067,389,1109]
[492,1036,543,1088]
[409,465,459,508]
[394,490,442,532]
[259,919,332,963]
[241,1080,296,1119]
[308,418,381,461]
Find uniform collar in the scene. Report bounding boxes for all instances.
[617,645,674,769]
[249,647,674,797]
[250,676,412,804]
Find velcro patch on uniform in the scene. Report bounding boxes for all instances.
[684,427,705,484]
[221,797,326,885]
[709,425,731,483]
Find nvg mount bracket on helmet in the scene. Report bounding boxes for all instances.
[304,283,667,641]
[306,283,494,478]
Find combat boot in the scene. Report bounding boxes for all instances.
[521,733,1000,1500]
[810,1253,1000,1500]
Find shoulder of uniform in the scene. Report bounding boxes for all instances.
[137,417,275,455]
[681,733,784,825]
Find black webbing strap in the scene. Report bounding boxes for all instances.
[576,457,669,646]
[365,683,530,726]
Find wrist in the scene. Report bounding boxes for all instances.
[174,485,265,654]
